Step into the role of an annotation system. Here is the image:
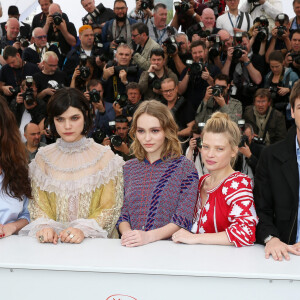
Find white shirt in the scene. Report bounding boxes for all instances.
[216,10,253,36]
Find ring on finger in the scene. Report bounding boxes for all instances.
[39,235,44,243]
[69,234,75,239]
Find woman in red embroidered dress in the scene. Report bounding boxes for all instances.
[172,112,258,247]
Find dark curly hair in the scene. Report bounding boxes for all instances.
[0,96,31,200]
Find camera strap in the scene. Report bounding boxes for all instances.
[151,20,166,44]
[113,75,118,100]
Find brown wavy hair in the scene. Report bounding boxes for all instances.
[129,100,182,161]
[0,96,31,200]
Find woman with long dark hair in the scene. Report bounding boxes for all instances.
[0,96,31,237]
[20,88,124,243]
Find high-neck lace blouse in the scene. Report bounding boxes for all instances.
[20,137,124,238]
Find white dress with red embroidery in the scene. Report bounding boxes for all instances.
[191,172,258,247]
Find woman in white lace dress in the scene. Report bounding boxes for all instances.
[20,88,124,243]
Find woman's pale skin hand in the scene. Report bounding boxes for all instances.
[59,227,84,244]
[121,230,151,247]
[172,228,198,244]
[36,227,59,244]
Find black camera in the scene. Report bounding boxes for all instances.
[195,137,202,149]
[186,59,204,76]
[52,12,63,26]
[141,0,150,10]
[290,53,300,65]
[239,134,249,147]
[93,33,104,56]
[125,103,138,117]
[276,14,287,37]
[82,7,102,25]
[205,0,220,16]
[48,80,64,90]
[79,53,90,80]
[253,136,265,145]
[115,65,138,75]
[115,36,127,45]
[148,72,162,90]
[92,128,106,144]
[233,33,246,59]
[174,1,191,14]
[9,86,20,97]
[256,16,269,42]
[186,22,210,41]
[163,36,179,55]
[212,84,225,97]
[21,76,35,106]
[89,89,101,103]
[208,34,222,59]
[115,93,128,108]
[171,97,185,115]
[16,36,29,48]
[269,85,279,100]
[237,119,249,147]
[108,121,123,147]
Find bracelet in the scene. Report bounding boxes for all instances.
[192,12,197,19]
[244,60,252,67]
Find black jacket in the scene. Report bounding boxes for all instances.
[254,126,299,245]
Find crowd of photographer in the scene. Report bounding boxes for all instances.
[0,0,295,177]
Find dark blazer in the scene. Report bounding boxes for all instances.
[254,126,299,245]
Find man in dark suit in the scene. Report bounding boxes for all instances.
[254,80,300,261]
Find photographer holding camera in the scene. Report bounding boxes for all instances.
[0,46,39,103]
[265,14,291,63]
[101,0,136,53]
[9,78,47,142]
[81,0,114,26]
[129,0,154,24]
[222,32,264,108]
[237,122,264,179]
[147,3,177,45]
[165,33,192,77]
[70,55,95,92]
[178,40,220,111]
[240,0,282,33]
[113,82,143,122]
[33,51,67,103]
[185,122,208,177]
[131,22,160,70]
[243,88,286,146]
[31,0,68,32]
[285,29,300,78]
[139,48,178,102]
[264,51,298,120]
[195,73,242,124]
[63,25,96,82]
[101,44,141,103]
[85,79,116,137]
[43,3,77,58]
[161,77,195,138]
[102,116,133,161]
[170,0,207,33]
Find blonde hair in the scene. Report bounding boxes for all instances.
[202,112,240,166]
[130,100,182,161]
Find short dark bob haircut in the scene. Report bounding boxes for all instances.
[47,88,92,137]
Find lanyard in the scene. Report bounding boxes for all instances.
[113,75,118,100]
[228,12,240,29]
[151,20,166,44]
